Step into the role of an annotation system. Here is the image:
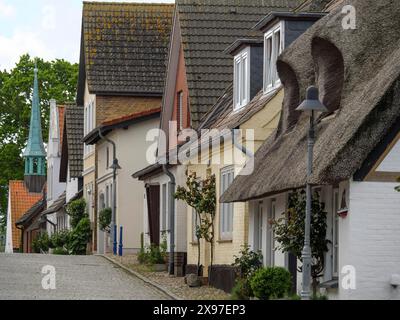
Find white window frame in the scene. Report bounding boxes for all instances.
[84,99,95,156]
[263,22,284,94]
[220,166,235,240]
[332,189,339,278]
[233,47,250,111]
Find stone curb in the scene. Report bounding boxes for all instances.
[98,254,181,300]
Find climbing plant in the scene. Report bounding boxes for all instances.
[271,190,330,296]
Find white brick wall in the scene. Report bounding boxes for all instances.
[339,180,400,299]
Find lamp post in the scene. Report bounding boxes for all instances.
[296,86,327,300]
[98,128,121,255]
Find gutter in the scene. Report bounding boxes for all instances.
[162,164,175,276]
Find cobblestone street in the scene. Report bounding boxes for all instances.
[0,253,170,300]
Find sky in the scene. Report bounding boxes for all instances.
[0,0,174,71]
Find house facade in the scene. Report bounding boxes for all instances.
[222,0,400,300]
[85,109,161,255]
[78,2,174,254]
[133,0,303,278]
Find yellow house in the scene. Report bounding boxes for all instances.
[183,6,325,291]
[183,67,283,292]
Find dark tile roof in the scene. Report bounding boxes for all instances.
[222,0,400,202]
[198,85,281,131]
[176,0,304,128]
[82,2,174,95]
[65,105,84,178]
[42,192,66,215]
[15,197,46,227]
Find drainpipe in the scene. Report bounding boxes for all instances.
[233,130,254,158]
[98,128,121,255]
[163,164,175,275]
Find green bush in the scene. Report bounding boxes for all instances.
[250,267,292,300]
[99,208,112,233]
[50,230,71,249]
[53,247,69,255]
[138,244,167,265]
[232,245,263,279]
[68,217,91,255]
[231,278,253,300]
[67,198,87,229]
[34,233,50,252]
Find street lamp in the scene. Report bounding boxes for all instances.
[98,128,121,256]
[296,86,327,300]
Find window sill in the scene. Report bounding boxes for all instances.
[319,278,338,289]
[190,242,199,246]
[217,239,233,244]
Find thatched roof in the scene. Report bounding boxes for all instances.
[222,0,400,202]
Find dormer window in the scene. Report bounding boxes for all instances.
[263,23,282,93]
[233,47,250,111]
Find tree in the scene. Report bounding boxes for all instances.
[0,54,78,232]
[175,172,216,276]
[271,190,330,296]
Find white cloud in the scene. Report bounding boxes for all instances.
[41,5,56,30]
[0,0,15,17]
[0,29,55,71]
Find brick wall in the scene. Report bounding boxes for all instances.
[96,95,161,125]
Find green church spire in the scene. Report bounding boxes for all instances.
[23,64,46,192]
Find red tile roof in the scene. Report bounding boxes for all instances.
[9,181,43,249]
[101,108,161,127]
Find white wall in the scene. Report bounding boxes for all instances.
[96,116,160,254]
[338,180,400,300]
[47,100,66,206]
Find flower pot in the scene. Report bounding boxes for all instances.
[186,274,202,287]
[153,264,167,272]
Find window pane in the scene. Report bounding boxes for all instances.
[273,30,281,84]
[266,37,273,88]
[241,56,247,104]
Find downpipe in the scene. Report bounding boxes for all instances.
[163,164,175,276]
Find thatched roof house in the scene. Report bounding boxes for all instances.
[222,0,400,202]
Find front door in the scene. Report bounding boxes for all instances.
[146,185,160,246]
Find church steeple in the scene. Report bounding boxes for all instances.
[23,63,46,193]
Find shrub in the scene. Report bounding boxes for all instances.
[69,217,91,255]
[99,208,112,233]
[232,245,263,279]
[67,198,87,229]
[34,233,50,253]
[231,278,253,300]
[53,247,69,255]
[147,245,165,264]
[50,230,71,249]
[250,267,292,300]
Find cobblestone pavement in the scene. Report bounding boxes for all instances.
[0,253,170,300]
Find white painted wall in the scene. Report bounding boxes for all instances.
[47,100,66,206]
[66,166,79,203]
[338,180,400,300]
[5,189,13,253]
[97,116,160,254]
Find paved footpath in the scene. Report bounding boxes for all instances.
[0,253,170,300]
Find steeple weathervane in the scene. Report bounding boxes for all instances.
[23,62,46,193]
